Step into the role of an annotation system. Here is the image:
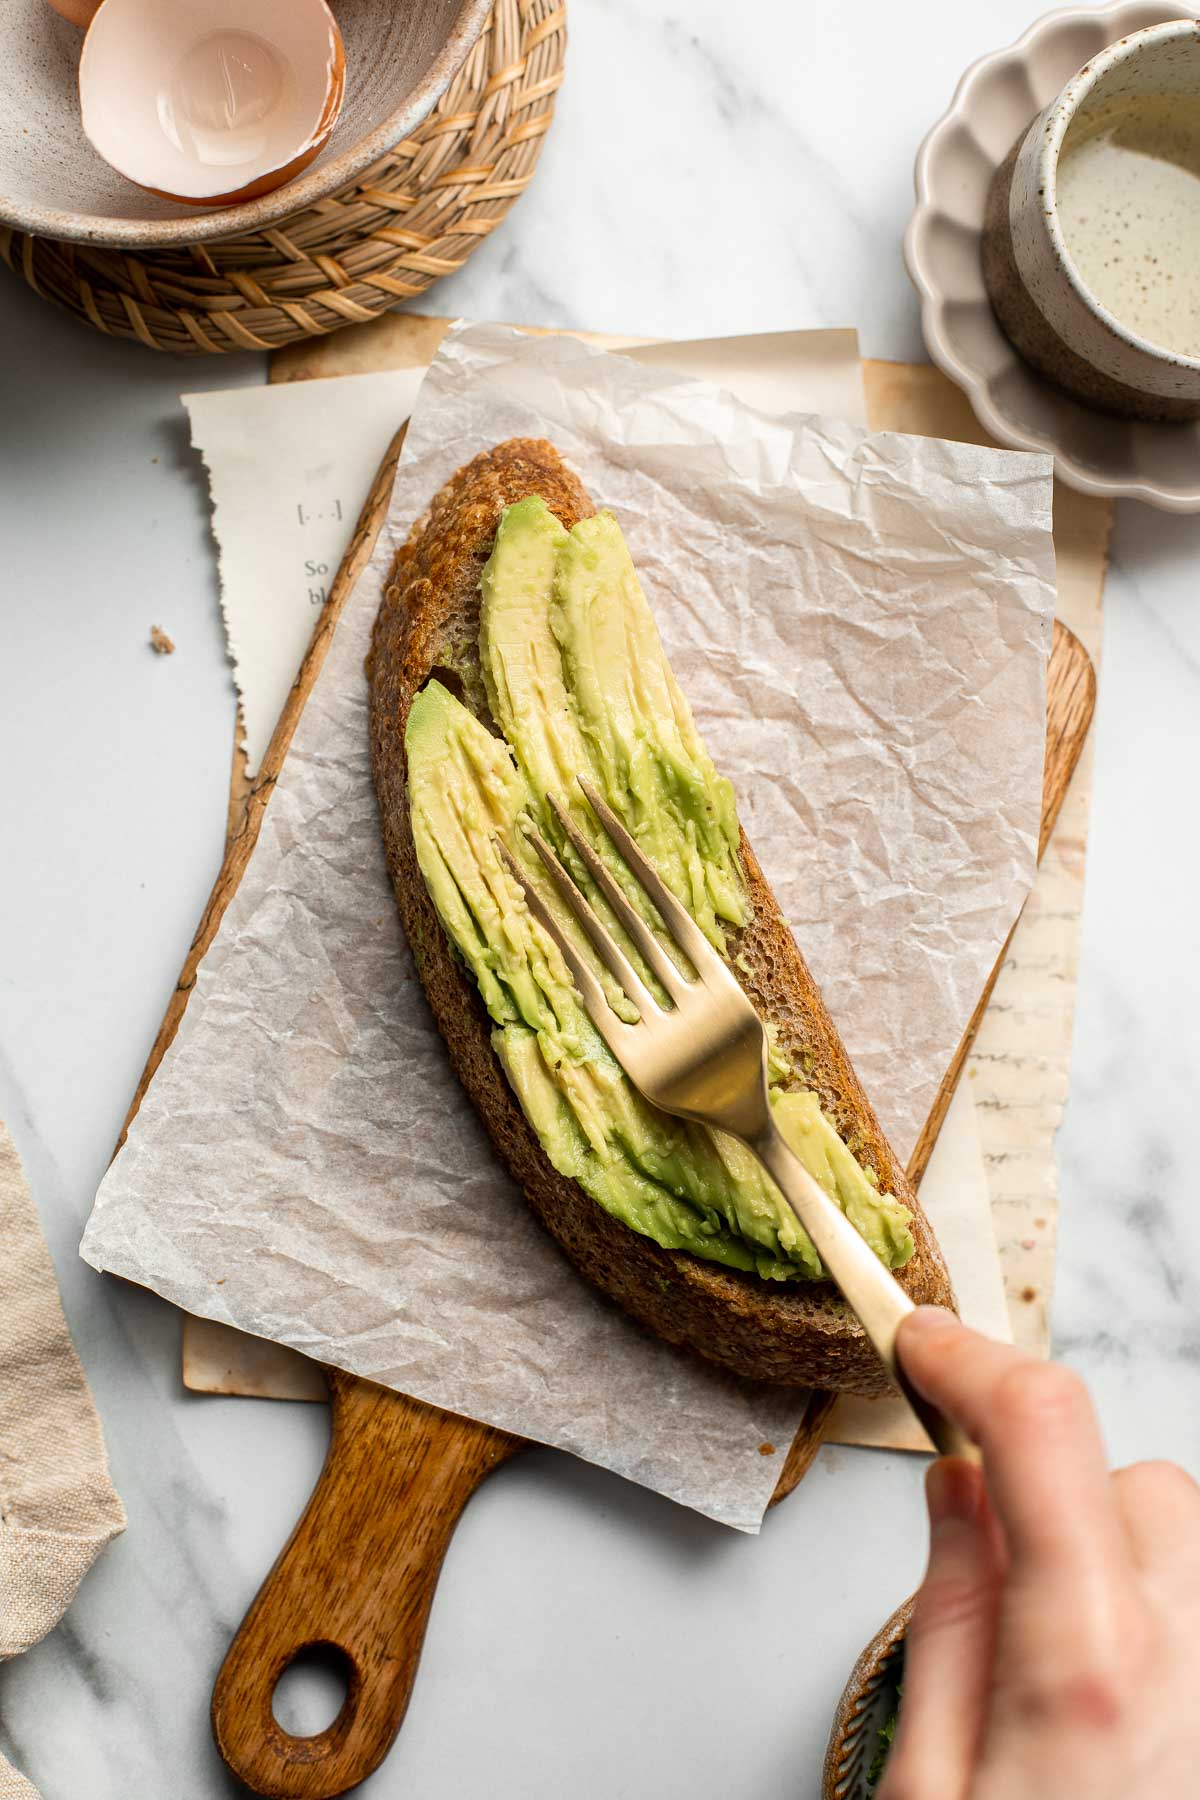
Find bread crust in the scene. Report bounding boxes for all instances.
[368,439,954,1395]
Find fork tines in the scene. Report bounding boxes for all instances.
[495,778,734,1039]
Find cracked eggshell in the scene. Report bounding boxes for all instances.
[79,0,345,207]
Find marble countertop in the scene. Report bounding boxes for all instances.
[2,3,1199,1795]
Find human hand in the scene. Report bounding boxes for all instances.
[879,1308,1200,1800]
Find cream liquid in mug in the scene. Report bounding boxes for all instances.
[1056,95,1200,359]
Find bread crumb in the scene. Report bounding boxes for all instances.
[1021,1286,1038,1303]
[149,624,175,655]
[758,1442,776,1456]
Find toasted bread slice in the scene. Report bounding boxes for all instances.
[368,439,954,1395]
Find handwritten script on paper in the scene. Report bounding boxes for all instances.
[184,369,428,775]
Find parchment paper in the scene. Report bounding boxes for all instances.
[185,329,867,778]
[82,323,1055,1531]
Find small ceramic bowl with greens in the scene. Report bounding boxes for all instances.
[823,1597,912,1798]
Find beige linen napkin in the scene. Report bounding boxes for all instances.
[0,1122,125,1799]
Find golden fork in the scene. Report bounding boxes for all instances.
[499,778,975,1462]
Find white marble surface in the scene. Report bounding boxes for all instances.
[0,3,1198,1795]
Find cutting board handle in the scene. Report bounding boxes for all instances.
[211,1370,523,1798]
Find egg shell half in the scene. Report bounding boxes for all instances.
[80,0,346,207]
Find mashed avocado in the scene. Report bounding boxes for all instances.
[405,497,914,1282]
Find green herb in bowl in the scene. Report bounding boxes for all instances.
[866,1690,900,1790]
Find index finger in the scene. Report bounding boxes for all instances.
[898,1309,1127,1588]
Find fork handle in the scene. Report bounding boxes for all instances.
[751,1124,978,1463]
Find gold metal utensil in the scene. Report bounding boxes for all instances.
[499,779,976,1462]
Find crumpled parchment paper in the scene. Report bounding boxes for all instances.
[82,323,1055,1531]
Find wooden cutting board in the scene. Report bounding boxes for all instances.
[119,342,1104,1797]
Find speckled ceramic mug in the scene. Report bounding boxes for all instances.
[982,19,1200,420]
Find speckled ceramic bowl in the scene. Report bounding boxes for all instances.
[906,1,1200,510]
[0,0,491,247]
[983,18,1200,420]
[822,1598,911,1800]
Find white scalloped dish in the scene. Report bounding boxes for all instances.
[905,2,1200,511]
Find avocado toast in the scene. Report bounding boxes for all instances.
[368,438,954,1395]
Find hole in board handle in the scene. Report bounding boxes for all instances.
[271,1641,354,1739]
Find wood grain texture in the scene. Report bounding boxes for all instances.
[1039,620,1100,862]
[211,1370,524,1798]
[767,1390,840,1507]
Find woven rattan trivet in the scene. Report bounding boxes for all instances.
[0,0,564,355]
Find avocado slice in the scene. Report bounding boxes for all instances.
[405,498,915,1282]
[481,496,745,953]
[552,508,746,943]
